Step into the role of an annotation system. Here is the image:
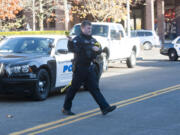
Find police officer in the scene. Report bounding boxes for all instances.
[62,20,116,115]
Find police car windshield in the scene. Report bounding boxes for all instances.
[0,37,54,54]
[71,25,109,37]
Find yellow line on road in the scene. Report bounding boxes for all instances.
[9,84,180,135]
[27,87,180,135]
[27,112,102,135]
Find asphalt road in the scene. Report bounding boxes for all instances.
[1,48,180,135]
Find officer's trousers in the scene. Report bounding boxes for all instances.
[63,65,109,111]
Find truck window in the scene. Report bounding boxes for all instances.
[71,25,108,37]
[116,25,124,38]
[110,30,121,40]
[119,31,124,38]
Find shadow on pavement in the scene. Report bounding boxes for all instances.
[137,59,180,68]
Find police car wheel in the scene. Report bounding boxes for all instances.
[127,51,136,68]
[33,69,50,101]
[169,49,178,61]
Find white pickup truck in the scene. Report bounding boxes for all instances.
[70,22,141,71]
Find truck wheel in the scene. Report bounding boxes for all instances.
[169,49,178,61]
[143,42,153,50]
[102,53,108,72]
[127,51,136,68]
[33,69,50,101]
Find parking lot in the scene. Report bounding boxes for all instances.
[1,48,180,135]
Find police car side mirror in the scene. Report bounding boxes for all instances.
[57,49,68,54]
[49,43,55,48]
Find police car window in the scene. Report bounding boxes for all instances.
[56,39,68,50]
[0,38,19,52]
[177,38,180,44]
[0,37,54,54]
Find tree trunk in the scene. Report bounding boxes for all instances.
[39,0,44,31]
[32,0,36,31]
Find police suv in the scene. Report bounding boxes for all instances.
[0,35,102,100]
[160,36,180,61]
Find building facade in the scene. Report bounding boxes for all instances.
[132,0,180,42]
[25,0,179,42]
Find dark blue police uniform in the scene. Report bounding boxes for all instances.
[63,33,115,114]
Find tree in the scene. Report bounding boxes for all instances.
[0,0,22,20]
[71,0,146,22]
[71,0,130,22]
[0,0,23,31]
[22,0,61,31]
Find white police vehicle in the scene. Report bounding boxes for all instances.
[0,35,102,100]
[160,36,180,61]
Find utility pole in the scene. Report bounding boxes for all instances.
[63,0,69,31]
[127,0,131,37]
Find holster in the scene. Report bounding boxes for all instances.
[71,59,76,72]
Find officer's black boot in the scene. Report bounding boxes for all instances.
[62,108,75,115]
[101,105,116,115]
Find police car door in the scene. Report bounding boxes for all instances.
[174,37,180,56]
[54,38,73,87]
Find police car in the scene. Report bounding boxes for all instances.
[160,36,180,61]
[0,35,103,100]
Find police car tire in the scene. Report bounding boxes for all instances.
[127,51,136,68]
[168,49,178,61]
[33,69,50,101]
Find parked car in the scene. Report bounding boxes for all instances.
[160,36,180,61]
[131,30,161,50]
[70,22,141,70]
[0,35,103,100]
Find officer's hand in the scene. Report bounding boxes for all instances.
[92,46,100,52]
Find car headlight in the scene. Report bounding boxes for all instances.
[21,65,30,73]
[8,65,32,74]
[12,66,21,73]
